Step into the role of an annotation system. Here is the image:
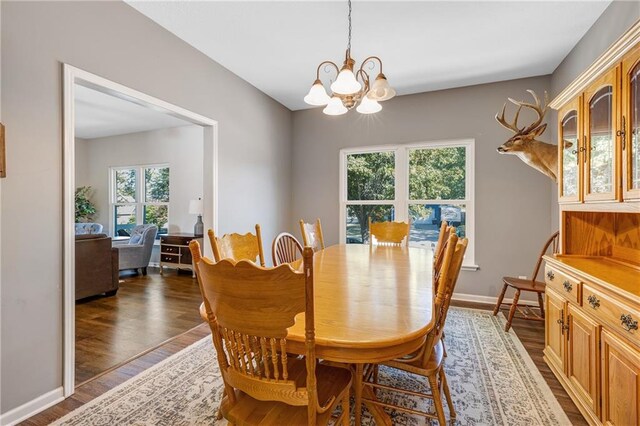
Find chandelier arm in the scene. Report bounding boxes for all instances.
[359,56,383,75]
[316,60,340,80]
[356,69,370,92]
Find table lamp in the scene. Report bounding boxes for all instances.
[189,198,204,237]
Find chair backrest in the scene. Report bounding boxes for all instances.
[75,223,103,235]
[421,233,468,365]
[531,231,560,282]
[299,218,325,252]
[272,232,303,266]
[208,224,266,267]
[190,242,320,423]
[368,218,410,246]
[433,222,455,279]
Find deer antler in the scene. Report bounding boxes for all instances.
[495,102,523,133]
[507,90,548,134]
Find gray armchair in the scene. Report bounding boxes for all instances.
[116,224,158,275]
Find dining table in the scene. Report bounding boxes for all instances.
[286,243,435,425]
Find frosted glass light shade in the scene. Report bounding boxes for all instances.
[323,96,348,116]
[330,69,361,95]
[304,80,331,106]
[356,95,382,114]
[367,74,396,101]
[189,199,203,215]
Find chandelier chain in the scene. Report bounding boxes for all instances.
[347,0,352,52]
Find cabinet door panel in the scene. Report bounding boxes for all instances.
[545,288,566,373]
[601,330,640,426]
[567,305,600,417]
[559,97,582,203]
[584,66,620,202]
[623,47,640,200]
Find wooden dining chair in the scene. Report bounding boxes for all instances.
[299,218,325,252]
[208,224,266,267]
[368,218,410,246]
[493,231,560,332]
[272,232,303,266]
[363,233,468,425]
[189,242,352,425]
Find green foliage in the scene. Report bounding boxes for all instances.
[145,167,170,202]
[115,169,136,202]
[75,186,97,222]
[144,205,168,231]
[409,147,465,200]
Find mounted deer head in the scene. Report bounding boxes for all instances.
[496,90,561,181]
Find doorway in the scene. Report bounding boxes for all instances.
[63,65,218,396]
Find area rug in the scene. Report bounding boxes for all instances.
[51,308,570,425]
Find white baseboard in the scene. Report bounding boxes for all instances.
[1,387,64,426]
[452,292,539,307]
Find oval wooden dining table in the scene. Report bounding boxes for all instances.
[286,244,435,425]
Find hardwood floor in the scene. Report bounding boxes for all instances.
[23,300,586,425]
[75,267,204,385]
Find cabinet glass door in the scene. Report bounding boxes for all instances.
[623,49,640,200]
[559,100,581,202]
[585,67,618,201]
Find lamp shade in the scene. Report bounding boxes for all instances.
[323,96,348,116]
[367,73,396,101]
[304,80,331,106]
[356,95,382,114]
[189,199,203,215]
[330,68,361,95]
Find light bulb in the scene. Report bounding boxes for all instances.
[323,96,348,116]
[356,95,382,114]
[304,80,331,106]
[330,68,362,95]
[366,73,396,101]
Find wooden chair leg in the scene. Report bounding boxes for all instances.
[440,368,456,423]
[538,292,545,319]
[493,283,508,316]
[354,363,363,426]
[428,373,447,425]
[342,390,350,426]
[505,289,521,332]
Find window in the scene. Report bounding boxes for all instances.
[110,164,170,237]
[340,140,476,268]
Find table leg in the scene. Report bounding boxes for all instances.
[355,363,363,425]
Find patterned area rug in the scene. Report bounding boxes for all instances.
[52,308,569,425]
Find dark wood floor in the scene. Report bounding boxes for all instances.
[24,301,586,425]
[75,267,204,385]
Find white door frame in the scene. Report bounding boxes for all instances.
[62,64,219,396]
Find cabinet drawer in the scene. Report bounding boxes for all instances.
[545,266,581,305]
[161,245,180,254]
[583,283,640,347]
[161,254,180,263]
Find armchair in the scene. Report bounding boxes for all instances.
[115,224,158,275]
[75,222,104,235]
[76,234,119,300]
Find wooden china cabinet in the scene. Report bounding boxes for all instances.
[545,28,640,426]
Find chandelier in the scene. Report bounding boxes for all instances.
[303,0,396,115]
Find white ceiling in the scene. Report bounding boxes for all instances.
[74,85,190,139]
[126,1,611,111]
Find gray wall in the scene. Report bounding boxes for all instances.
[292,76,554,299]
[1,1,292,412]
[551,1,640,96]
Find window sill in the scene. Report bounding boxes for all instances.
[461,264,479,271]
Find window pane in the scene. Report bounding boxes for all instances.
[409,204,466,249]
[144,205,168,235]
[145,167,170,202]
[115,169,136,203]
[346,204,395,244]
[114,205,136,236]
[409,147,466,200]
[347,152,395,200]
[589,86,613,194]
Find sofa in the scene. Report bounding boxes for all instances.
[116,224,158,275]
[76,234,119,300]
[75,223,104,235]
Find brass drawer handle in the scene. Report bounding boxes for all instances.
[587,295,600,309]
[620,314,638,332]
[546,270,555,281]
[563,280,572,292]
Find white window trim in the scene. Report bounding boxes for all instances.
[339,138,478,270]
[109,163,170,236]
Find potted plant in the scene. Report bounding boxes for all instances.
[75,186,97,223]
